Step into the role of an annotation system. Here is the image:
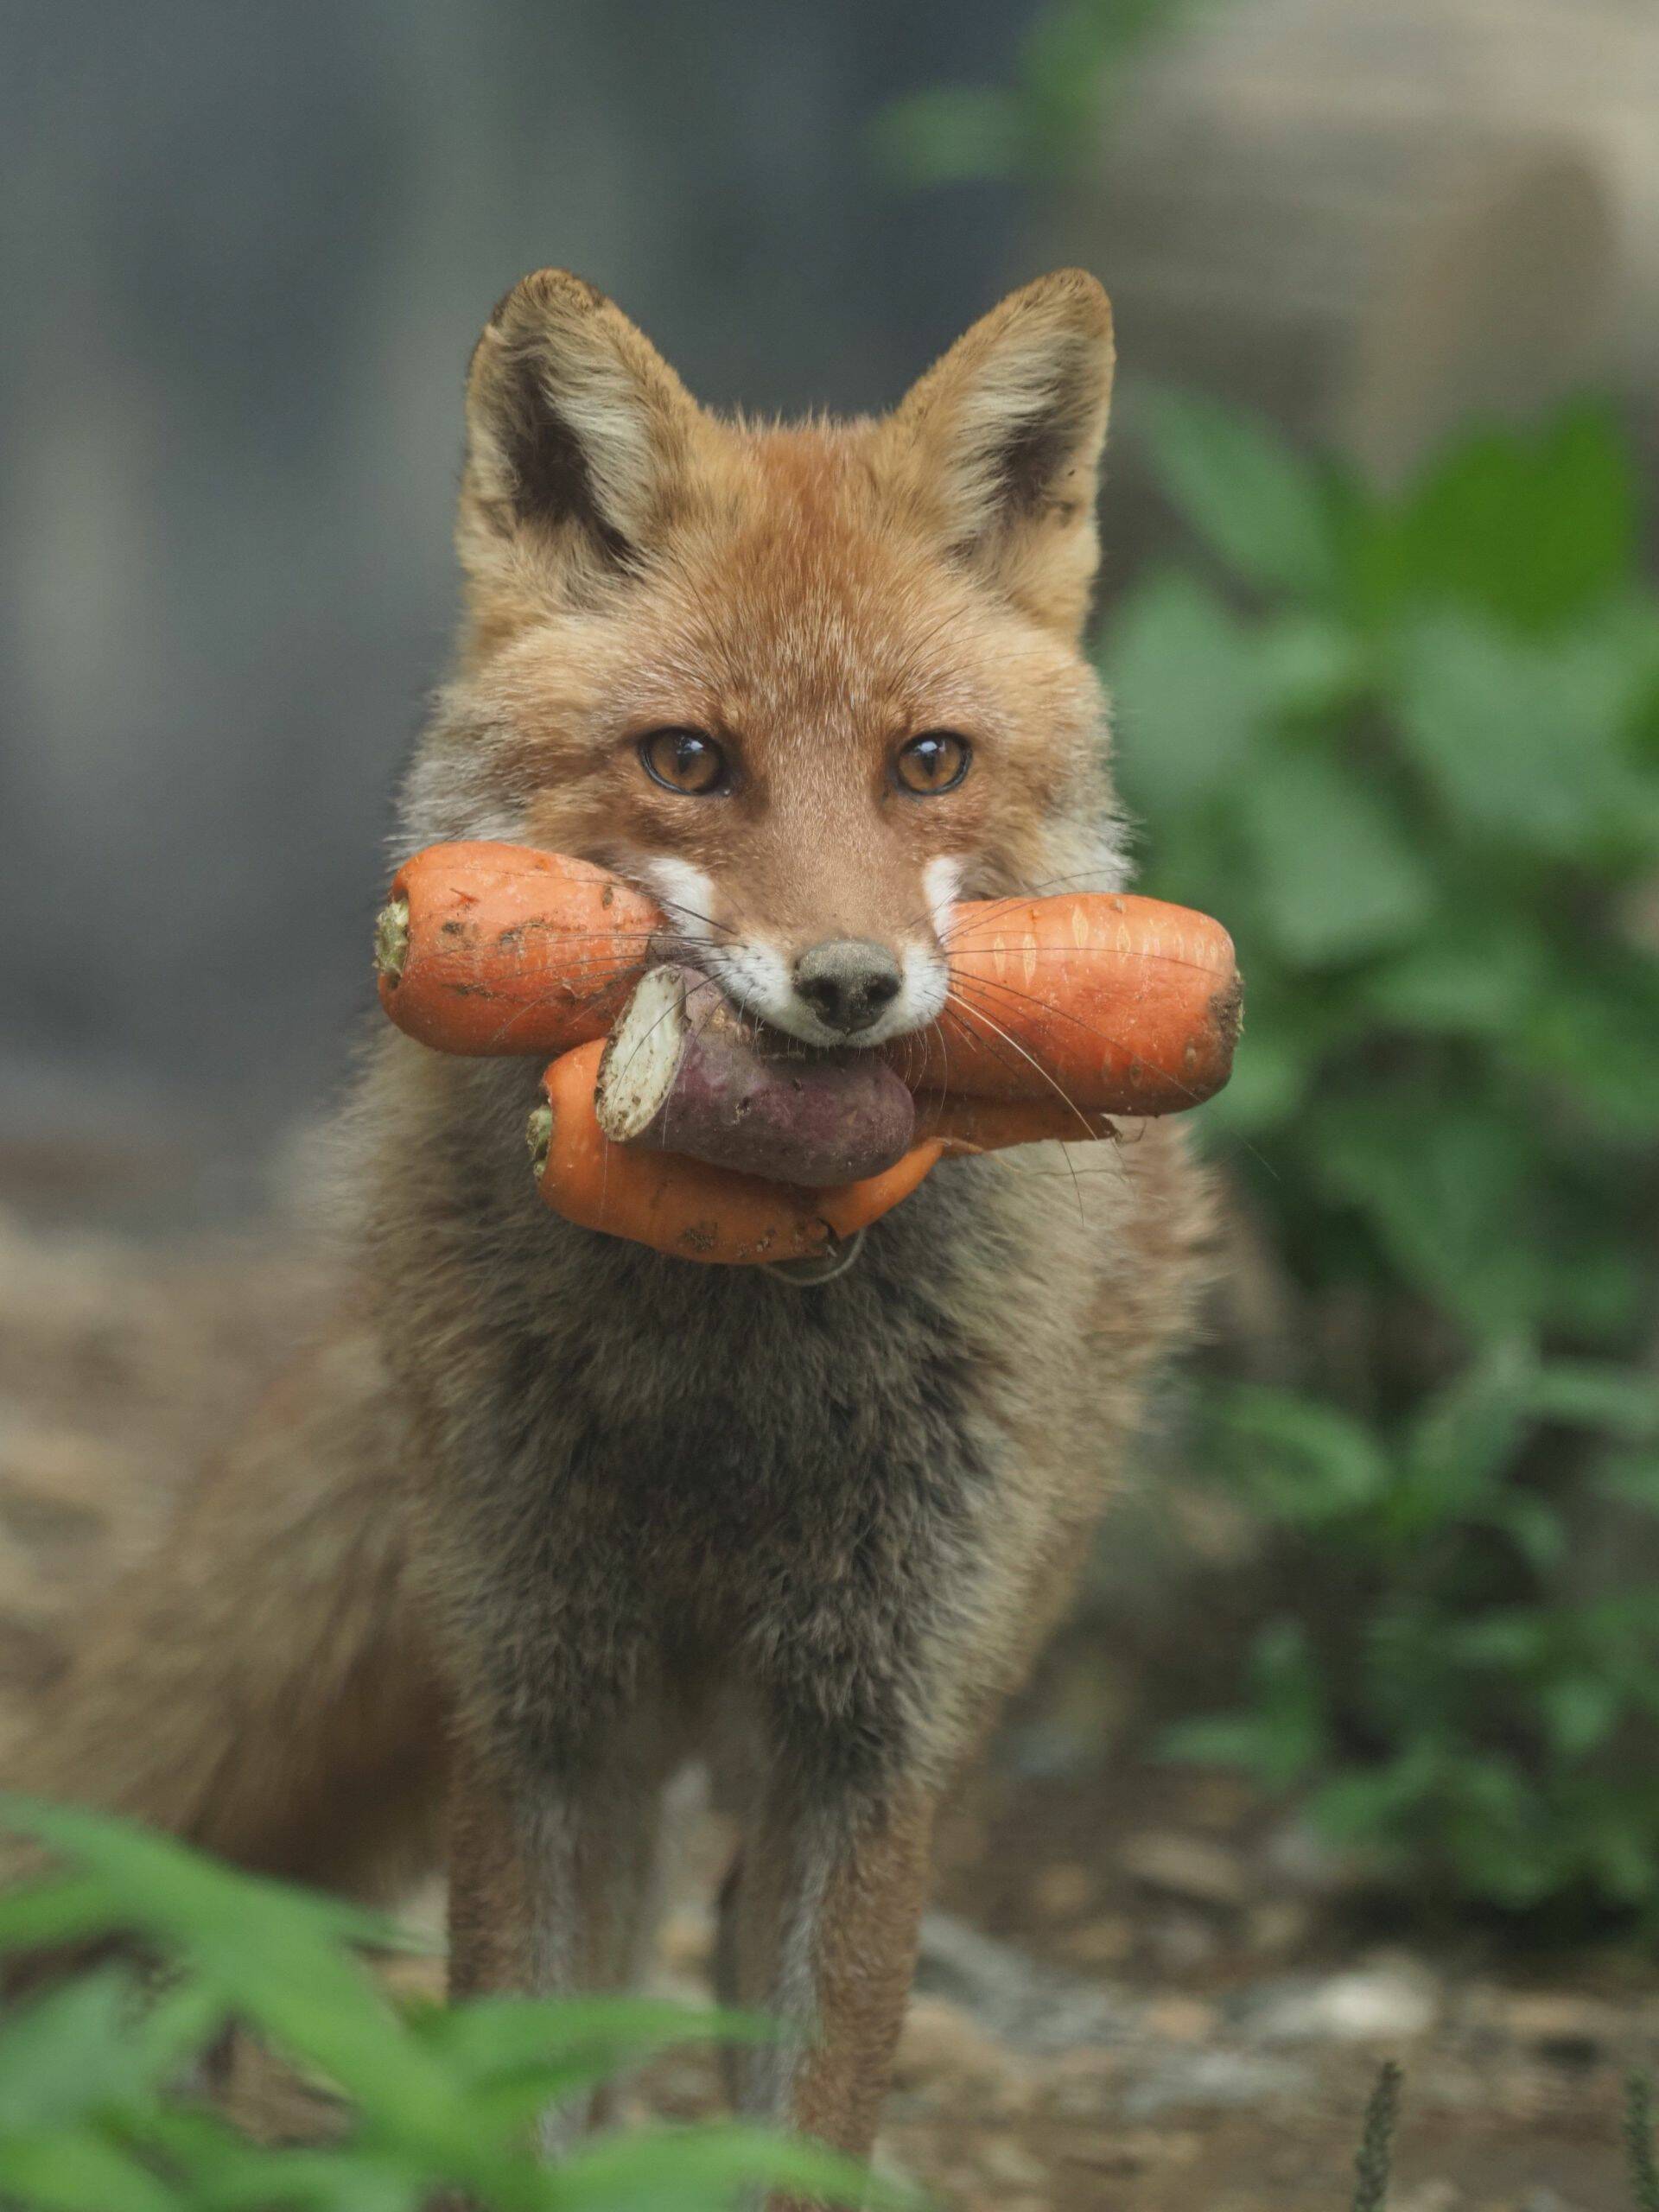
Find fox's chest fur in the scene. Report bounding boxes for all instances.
[350,1041,1170,1788]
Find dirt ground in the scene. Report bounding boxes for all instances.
[0,1166,1649,2211]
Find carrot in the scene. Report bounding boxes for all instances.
[531,1043,944,1266]
[914,1094,1119,1154]
[886,893,1238,1116]
[375,842,660,1057]
[377,843,1240,1117]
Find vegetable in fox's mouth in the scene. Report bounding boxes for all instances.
[594,964,918,1187]
[376,839,1242,1117]
[530,1039,944,1265]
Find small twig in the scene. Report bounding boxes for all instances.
[1351,2062,1403,2212]
[1627,2072,1659,2210]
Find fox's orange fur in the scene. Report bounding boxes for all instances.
[3,270,1214,2203]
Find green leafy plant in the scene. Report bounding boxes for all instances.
[1350,2062,1402,2212]
[0,1796,899,2212]
[1628,2072,1659,2212]
[1110,392,1659,1919]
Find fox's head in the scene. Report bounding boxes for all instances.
[405,269,1123,1050]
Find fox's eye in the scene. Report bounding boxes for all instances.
[639,728,728,796]
[894,731,971,795]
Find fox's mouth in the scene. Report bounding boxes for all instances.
[679,939,949,1054]
[599,850,950,1052]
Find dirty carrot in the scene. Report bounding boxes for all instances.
[378,842,1240,1117]
[531,1042,944,1265]
[887,893,1239,1116]
[913,1093,1119,1154]
[375,841,660,1057]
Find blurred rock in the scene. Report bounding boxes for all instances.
[1394,2186,1461,2212]
[1245,1900,1313,1956]
[1238,1958,1440,2044]
[892,1995,1016,2098]
[1120,1829,1250,1910]
[1500,1992,1623,2063]
[917,1911,1141,2055]
[1120,2045,1309,2120]
[1033,1859,1094,1918]
[1147,1910,1223,1973]
[1262,1813,1374,1898]
[1143,1995,1221,2044]
[972,2136,1047,2191]
[1070,1913,1135,1969]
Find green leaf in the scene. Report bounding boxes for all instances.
[419,1994,777,2131]
[1515,953,1659,1135]
[1598,1452,1659,1516]
[1361,919,1549,1037]
[0,1800,460,2139]
[1526,1363,1659,1437]
[1138,391,1342,600]
[555,2121,912,2212]
[1165,1618,1329,1790]
[1398,1341,1534,1527]
[1236,751,1433,963]
[1313,1100,1545,1334]
[1392,612,1643,856]
[1471,1491,1567,1573]
[0,1968,224,2130]
[0,1875,132,1955]
[1309,1743,1445,1845]
[1250,612,1368,717]
[1221,1387,1391,1525]
[1105,571,1264,814]
[0,1971,144,2130]
[1540,1674,1623,1759]
[1393,403,1638,631]
[0,2134,184,2212]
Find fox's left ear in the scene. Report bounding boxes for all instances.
[457,270,700,621]
[881,270,1114,637]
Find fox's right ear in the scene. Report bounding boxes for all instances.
[458,270,698,603]
[881,270,1115,639]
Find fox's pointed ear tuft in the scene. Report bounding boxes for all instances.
[884,270,1114,636]
[460,270,698,593]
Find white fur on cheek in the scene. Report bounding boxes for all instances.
[628,855,954,1049]
[700,939,807,1032]
[633,855,717,944]
[923,855,963,942]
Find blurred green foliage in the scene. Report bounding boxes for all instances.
[871,0,1219,185]
[0,1798,890,2212]
[1108,394,1659,1920]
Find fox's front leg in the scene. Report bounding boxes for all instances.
[445,1723,671,2154]
[719,1772,935,2208]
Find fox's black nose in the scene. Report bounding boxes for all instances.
[793,939,903,1035]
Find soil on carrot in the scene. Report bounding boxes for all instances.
[0,1176,1646,2212]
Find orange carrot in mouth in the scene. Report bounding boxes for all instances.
[378,842,1240,1119]
[375,842,660,1057]
[886,892,1239,1117]
[529,1042,943,1265]
[913,1092,1119,1154]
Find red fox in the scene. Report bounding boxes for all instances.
[4,270,1213,2199]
